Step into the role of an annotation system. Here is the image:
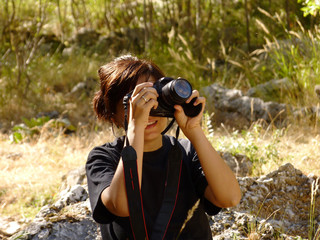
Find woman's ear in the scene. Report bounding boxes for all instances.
[110,115,123,129]
[110,116,117,127]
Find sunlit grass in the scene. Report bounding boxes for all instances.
[207,122,320,177]
[0,124,113,220]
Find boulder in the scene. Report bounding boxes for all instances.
[201,84,288,129]
[246,78,295,102]
[202,83,320,129]
[218,151,253,177]
[60,166,87,190]
[0,217,21,238]
[9,185,101,240]
[73,28,100,48]
[212,163,320,238]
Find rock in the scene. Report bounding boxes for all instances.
[211,162,320,238]
[36,111,59,119]
[66,77,97,100]
[202,83,320,129]
[9,186,100,240]
[292,105,320,123]
[61,47,74,57]
[73,28,100,48]
[61,166,87,190]
[53,185,88,210]
[201,84,288,129]
[211,210,291,239]
[38,34,65,55]
[219,151,253,177]
[0,218,21,237]
[246,78,295,102]
[231,163,320,238]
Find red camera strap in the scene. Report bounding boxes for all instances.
[150,141,182,240]
[122,91,183,239]
[121,134,182,239]
[121,145,149,240]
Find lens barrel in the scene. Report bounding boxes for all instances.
[161,79,192,107]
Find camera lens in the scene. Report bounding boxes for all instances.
[173,79,192,99]
[161,78,192,106]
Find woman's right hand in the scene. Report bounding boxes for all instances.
[128,82,158,130]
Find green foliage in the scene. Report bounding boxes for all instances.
[212,124,285,176]
[11,116,76,143]
[298,0,320,16]
[12,116,51,143]
[214,9,320,107]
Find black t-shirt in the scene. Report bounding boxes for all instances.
[86,135,221,240]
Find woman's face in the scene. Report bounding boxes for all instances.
[137,76,167,145]
[113,75,167,145]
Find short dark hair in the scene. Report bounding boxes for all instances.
[93,54,165,122]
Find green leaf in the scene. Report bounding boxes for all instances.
[12,132,23,143]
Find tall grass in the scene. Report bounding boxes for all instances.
[226,8,320,107]
[309,177,320,239]
[0,123,113,219]
[0,51,102,128]
[206,120,320,177]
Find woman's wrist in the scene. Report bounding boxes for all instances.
[128,120,145,133]
[184,125,204,142]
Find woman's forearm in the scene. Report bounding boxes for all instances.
[188,127,241,208]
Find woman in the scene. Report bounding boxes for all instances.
[86,54,241,239]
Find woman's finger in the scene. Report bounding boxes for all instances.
[137,90,158,102]
[131,82,153,98]
[186,90,199,104]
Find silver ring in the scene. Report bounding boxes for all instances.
[142,95,148,103]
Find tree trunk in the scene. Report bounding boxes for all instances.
[103,0,111,31]
[285,0,290,30]
[186,0,192,28]
[143,0,149,51]
[149,0,153,49]
[80,0,91,28]
[195,0,202,60]
[56,0,64,42]
[71,0,79,30]
[245,0,251,52]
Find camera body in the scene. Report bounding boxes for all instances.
[149,77,202,118]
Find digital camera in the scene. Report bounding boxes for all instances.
[149,77,202,118]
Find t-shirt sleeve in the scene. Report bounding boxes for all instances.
[86,140,122,224]
[181,139,221,216]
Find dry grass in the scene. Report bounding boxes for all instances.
[211,124,320,177]
[0,122,319,224]
[259,126,320,176]
[0,124,114,221]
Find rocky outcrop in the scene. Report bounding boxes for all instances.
[9,185,100,240]
[9,163,320,240]
[201,84,288,129]
[202,83,320,129]
[218,151,253,177]
[246,78,295,103]
[212,163,320,239]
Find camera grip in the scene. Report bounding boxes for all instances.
[181,97,202,117]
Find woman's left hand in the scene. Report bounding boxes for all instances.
[174,90,206,138]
